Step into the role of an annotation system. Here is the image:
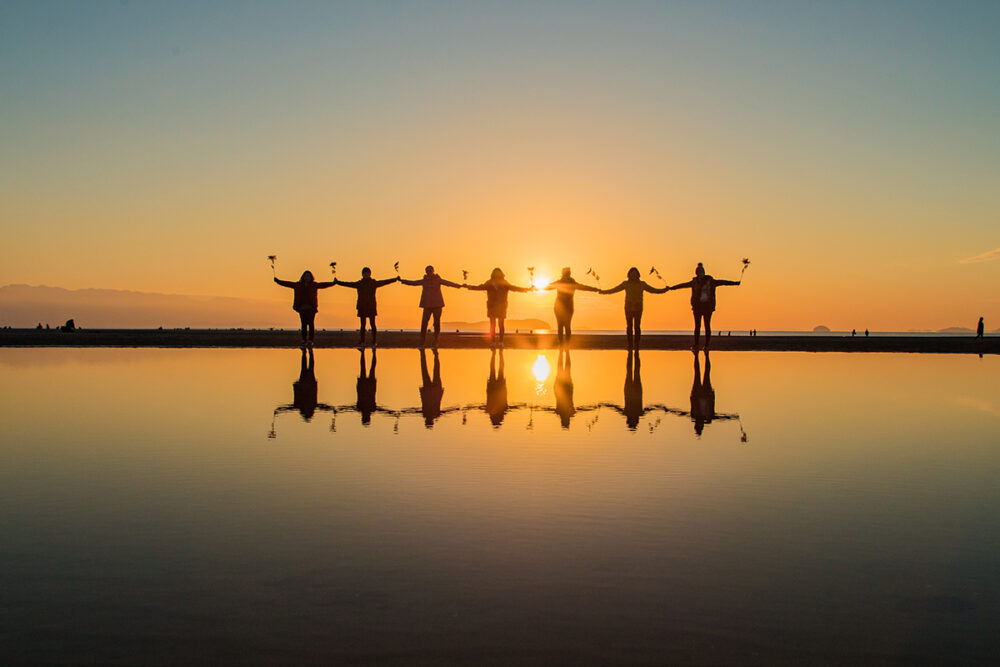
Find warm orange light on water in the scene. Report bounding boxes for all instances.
[532,354,551,383]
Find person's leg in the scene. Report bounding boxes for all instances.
[298,311,309,344]
[556,315,567,344]
[565,315,573,343]
[420,308,432,346]
[625,313,634,349]
[431,308,442,345]
[692,311,702,350]
[634,311,643,349]
[489,317,497,345]
[305,311,316,344]
[369,316,378,347]
[703,312,713,349]
[358,317,367,346]
[498,318,505,346]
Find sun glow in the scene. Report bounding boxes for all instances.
[532,354,551,383]
[531,274,551,290]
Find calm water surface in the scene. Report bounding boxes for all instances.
[2,348,998,665]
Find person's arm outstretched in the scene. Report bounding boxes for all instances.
[314,280,336,288]
[713,279,741,287]
[507,281,532,293]
[274,277,297,288]
[335,278,361,288]
[644,281,670,294]
[375,277,399,287]
[465,282,488,291]
[600,281,627,295]
[399,277,423,286]
[440,277,462,289]
[576,283,600,293]
[670,279,694,290]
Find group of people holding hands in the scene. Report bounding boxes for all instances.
[274,262,741,350]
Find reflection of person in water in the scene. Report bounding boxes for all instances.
[553,348,575,428]
[356,349,378,425]
[400,265,463,349]
[419,349,444,427]
[273,347,334,423]
[690,350,715,436]
[485,349,509,426]
[623,350,644,430]
[544,268,599,345]
[464,268,532,347]
[670,262,740,350]
[599,267,670,349]
[334,267,399,348]
[274,270,337,346]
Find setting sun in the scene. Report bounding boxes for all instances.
[531,274,551,291]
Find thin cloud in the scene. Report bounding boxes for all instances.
[960,247,1000,264]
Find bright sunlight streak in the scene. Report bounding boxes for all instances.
[532,354,552,383]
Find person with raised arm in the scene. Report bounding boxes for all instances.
[334,267,399,348]
[543,267,599,345]
[599,267,670,349]
[273,269,336,346]
[400,265,462,348]
[464,268,532,348]
[670,262,740,350]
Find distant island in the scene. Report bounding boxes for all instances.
[812,325,831,332]
[938,327,974,333]
[443,318,551,331]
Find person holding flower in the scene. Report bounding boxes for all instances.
[598,267,670,349]
[400,265,463,348]
[463,267,533,348]
[334,267,399,347]
[543,267,599,345]
[670,262,741,350]
[273,270,336,346]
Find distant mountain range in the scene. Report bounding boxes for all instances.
[443,318,551,331]
[0,284,296,329]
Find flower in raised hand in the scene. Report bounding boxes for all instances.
[462,269,469,282]
[329,261,337,276]
[393,261,400,274]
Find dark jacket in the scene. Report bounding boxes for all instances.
[671,275,739,313]
[602,279,668,313]
[337,276,397,317]
[274,277,335,312]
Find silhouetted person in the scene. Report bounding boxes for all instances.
[400,265,462,348]
[335,267,399,347]
[274,270,336,346]
[464,268,531,347]
[485,349,509,426]
[852,329,856,337]
[623,349,643,430]
[356,349,377,425]
[553,349,575,428]
[690,350,715,436]
[273,347,334,423]
[419,349,443,428]
[670,262,740,350]
[865,328,869,337]
[977,317,984,338]
[544,268,599,345]
[599,267,669,349]
[36,322,42,330]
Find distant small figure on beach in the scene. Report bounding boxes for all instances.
[464,268,531,348]
[543,268,599,345]
[485,349,508,426]
[865,329,870,337]
[334,267,399,347]
[670,263,741,350]
[274,270,336,346]
[400,265,462,348]
[36,322,42,330]
[554,349,575,428]
[598,267,669,349]
[977,316,984,338]
[419,349,443,428]
[852,329,856,337]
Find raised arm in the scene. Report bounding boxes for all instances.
[375,277,399,287]
[274,277,296,288]
[465,282,488,291]
[670,280,694,290]
[399,277,423,286]
[440,278,462,289]
[600,281,627,295]
[315,280,336,289]
[335,278,361,288]
[713,279,741,287]
[576,283,600,293]
[507,282,532,293]
[644,281,670,294]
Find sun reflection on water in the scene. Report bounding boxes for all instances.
[532,354,551,395]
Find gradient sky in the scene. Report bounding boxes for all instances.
[1,1,998,330]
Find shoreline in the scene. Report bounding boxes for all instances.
[1,329,996,353]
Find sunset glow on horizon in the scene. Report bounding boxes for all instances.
[1,2,998,331]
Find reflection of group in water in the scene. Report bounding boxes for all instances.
[269,347,743,438]
[274,261,742,350]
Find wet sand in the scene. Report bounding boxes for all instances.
[1,328,996,353]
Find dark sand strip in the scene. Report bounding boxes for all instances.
[1,329,996,353]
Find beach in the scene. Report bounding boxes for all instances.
[2,328,995,353]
